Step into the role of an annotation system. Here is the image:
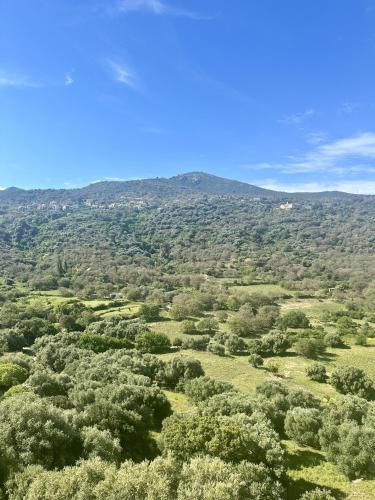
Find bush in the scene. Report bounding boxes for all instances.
[324,332,345,348]
[184,376,235,404]
[181,335,210,351]
[248,354,264,368]
[207,342,226,356]
[138,304,160,322]
[355,334,367,346]
[198,392,255,417]
[160,414,284,475]
[285,407,322,448]
[196,318,219,335]
[135,332,171,354]
[0,364,28,393]
[278,311,310,330]
[306,363,327,383]
[330,366,374,400]
[299,488,335,500]
[76,333,132,353]
[181,320,196,335]
[158,357,204,389]
[224,334,248,355]
[294,338,326,359]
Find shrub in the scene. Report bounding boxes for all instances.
[207,342,226,356]
[0,364,28,393]
[158,357,204,389]
[324,332,345,348]
[181,335,210,351]
[278,311,310,330]
[306,363,327,383]
[355,334,367,346]
[181,320,196,335]
[76,333,132,353]
[135,332,171,354]
[330,366,374,400]
[299,488,335,500]
[224,334,247,355]
[184,377,236,404]
[294,338,326,359]
[138,303,160,322]
[248,354,264,368]
[196,318,219,335]
[285,407,322,448]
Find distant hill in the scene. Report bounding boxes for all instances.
[0,171,365,207]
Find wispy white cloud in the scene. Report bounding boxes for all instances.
[116,0,208,18]
[107,60,137,88]
[0,71,40,88]
[339,101,359,114]
[64,72,74,86]
[305,130,327,145]
[279,108,315,125]
[252,132,375,174]
[259,179,375,195]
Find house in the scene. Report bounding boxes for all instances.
[280,202,293,210]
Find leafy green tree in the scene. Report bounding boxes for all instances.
[160,414,285,475]
[248,353,264,368]
[0,393,80,480]
[196,317,219,335]
[299,488,335,500]
[330,366,374,400]
[278,311,310,330]
[336,316,358,336]
[177,456,284,500]
[81,426,122,462]
[224,334,247,355]
[207,342,226,356]
[285,407,322,448]
[294,338,326,359]
[306,363,327,382]
[138,304,160,322]
[77,333,132,353]
[181,320,196,335]
[184,376,235,404]
[324,332,345,348]
[0,364,28,393]
[198,392,255,417]
[135,332,171,354]
[157,356,204,389]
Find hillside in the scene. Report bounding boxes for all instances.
[0,172,363,208]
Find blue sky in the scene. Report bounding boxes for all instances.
[1,0,375,193]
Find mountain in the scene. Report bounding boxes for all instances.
[0,172,364,208]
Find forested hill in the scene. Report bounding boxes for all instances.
[0,172,365,208]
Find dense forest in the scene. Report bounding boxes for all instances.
[0,173,374,499]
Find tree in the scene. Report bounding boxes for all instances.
[285,408,322,448]
[181,320,196,335]
[157,356,204,389]
[330,366,374,400]
[299,488,335,500]
[196,318,218,335]
[324,332,345,348]
[135,332,171,354]
[184,377,235,404]
[198,392,255,417]
[224,334,247,355]
[0,364,28,393]
[336,316,358,336]
[177,456,284,500]
[248,354,264,368]
[207,342,226,356]
[306,363,327,383]
[138,304,160,322]
[278,311,310,330]
[160,414,285,475]
[294,338,326,359]
[0,393,80,480]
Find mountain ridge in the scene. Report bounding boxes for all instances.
[0,171,367,206]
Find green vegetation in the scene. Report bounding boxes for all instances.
[0,177,374,498]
